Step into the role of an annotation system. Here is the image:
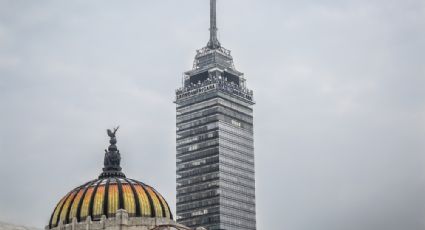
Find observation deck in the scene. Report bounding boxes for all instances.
[175,75,254,103]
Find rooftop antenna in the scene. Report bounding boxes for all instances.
[207,0,221,49]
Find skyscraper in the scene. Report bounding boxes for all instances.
[175,1,256,230]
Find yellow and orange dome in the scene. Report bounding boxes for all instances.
[49,177,172,228]
[48,128,173,229]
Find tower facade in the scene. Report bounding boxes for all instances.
[175,1,256,229]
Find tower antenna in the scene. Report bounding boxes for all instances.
[207,0,221,49]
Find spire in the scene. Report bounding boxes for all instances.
[99,126,126,179]
[207,0,221,49]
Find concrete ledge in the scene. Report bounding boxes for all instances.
[46,210,191,230]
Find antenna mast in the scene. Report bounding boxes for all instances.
[207,0,221,49]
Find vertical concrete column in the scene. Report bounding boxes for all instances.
[71,218,77,230]
[100,215,107,229]
[85,216,92,230]
[116,209,129,230]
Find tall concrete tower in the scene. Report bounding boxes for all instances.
[175,1,256,229]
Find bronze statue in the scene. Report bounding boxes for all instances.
[107,127,119,141]
[103,126,122,172]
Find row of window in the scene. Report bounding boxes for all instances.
[177,104,253,125]
[176,196,220,212]
[178,211,220,227]
[220,206,256,222]
[220,197,256,212]
[177,163,254,187]
[220,165,255,181]
[220,192,256,206]
[177,114,218,131]
[219,121,254,139]
[178,154,254,177]
[177,206,255,229]
[177,172,219,188]
[177,139,218,155]
[221,178,255,193]
[177,186,255,208]
[220,156,255,174]
[177,106,220,124]
[177,155,219,171]
[177,113,253,135]
[176,130,218,147]
[220,107,254,124]
[177,97,252,117]
[177,163,219,180]
[178,201,255,229]
[176,122,218,140]
[220,133,254,150]
[220,170,255,186]
[177,98,220,115]
[177,180,219,196]
[177,188,219,204]
[218,115,253,131]
[220,182,256,197]
[219,128,253,144]
[177,147,218,164]
[177,146,254,170]
[220,145,254,163]
[220,138,254,154]
[220,173,255,189]
[220,150,255,168]
[177,178,255,203]
[221,130,253,147]
[216,96,253,115]
[220,214,256,230]
[177,208,219,221]
[177,128,253,158]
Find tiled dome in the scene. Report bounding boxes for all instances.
[49,178,172,228]
[48,127,172,229]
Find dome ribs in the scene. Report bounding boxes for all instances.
[49,193,68,228]
[67,188,85,223]
[48,204,56,228]
[76,180,97,222]
[50,180,93,228]
[49,178,173,228]
[124,178,141,217]
[103,178,111,217]
[147,186,167,218]
[88,179,103,221]
[131,179,156,218]
[107,182,119,216]
[132,181,152,216]
[152,187,173,219]
[116,178,125,210]
[55,193,71,226]
[63,191,78,224]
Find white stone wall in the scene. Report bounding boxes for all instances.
[46,210,199,230]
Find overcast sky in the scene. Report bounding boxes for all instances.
[0,0,424,229]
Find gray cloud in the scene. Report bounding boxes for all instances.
[0,0,424,229]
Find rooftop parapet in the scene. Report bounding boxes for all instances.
[175,75,253,102]
[47,209,190,230]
